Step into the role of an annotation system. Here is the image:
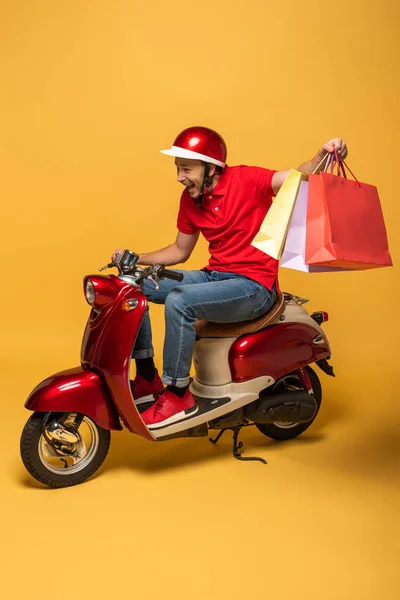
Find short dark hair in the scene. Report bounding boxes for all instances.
[202,161,224,175]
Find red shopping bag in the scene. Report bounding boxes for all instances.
[305,153,392,270]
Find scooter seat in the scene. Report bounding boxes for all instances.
[194,293,285,338]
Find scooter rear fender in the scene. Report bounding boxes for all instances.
[24,366,122,431]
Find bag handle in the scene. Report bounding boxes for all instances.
[333,147,361,187]
[312,151,342,176]
[311,149,361,188]
[312,152,330,174]
[325,153,346,179]
[324,153,333,172]
[333,147,346,179]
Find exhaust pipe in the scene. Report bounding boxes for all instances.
[244,391,318,424]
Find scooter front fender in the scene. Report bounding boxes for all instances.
[25,366,122,431]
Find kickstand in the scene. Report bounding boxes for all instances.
[209,429,225,445]
[209,427,267,464]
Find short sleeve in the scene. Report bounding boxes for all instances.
[176,192,199,235]
[254,167,277,198]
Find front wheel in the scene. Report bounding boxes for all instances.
[256,366,322,441]
[20,412,111,488]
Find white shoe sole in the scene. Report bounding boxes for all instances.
[147,405,199,430]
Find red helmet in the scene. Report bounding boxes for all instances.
[160,126,227,168]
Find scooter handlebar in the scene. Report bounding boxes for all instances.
[156,266,184,282]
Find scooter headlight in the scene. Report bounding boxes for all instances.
[85,279,95,306]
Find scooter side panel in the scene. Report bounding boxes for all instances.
[87,288,155,440]
[229,323,330,382]
[24,366,123,431]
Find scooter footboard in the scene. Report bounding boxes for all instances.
[25,366,122,431]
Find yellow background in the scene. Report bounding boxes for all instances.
[1,1,399,598]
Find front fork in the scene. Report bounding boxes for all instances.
[43,412,84,446]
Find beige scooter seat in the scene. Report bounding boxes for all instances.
[194,293,285,338]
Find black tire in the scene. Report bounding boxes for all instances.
[255,366,322,441]
[20,412,111,488]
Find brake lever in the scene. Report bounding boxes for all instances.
[146,274,159,290]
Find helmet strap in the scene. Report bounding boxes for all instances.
[196,163,214,208]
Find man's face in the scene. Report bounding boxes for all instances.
[175,158,211,199]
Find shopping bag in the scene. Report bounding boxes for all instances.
[280,154,347,272]
[305,154,392,270]
[280,180,348,272]
[251,169,307,260]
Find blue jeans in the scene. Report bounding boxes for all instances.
[132,269,276,387]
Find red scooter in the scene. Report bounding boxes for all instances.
[20,250,334,488]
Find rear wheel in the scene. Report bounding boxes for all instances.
[256,366,322,441]
[20,412,111,488]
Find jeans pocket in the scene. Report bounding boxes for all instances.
[246,282,263,299]
[252,287,276,319]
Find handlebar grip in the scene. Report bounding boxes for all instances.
[157,267,184,282]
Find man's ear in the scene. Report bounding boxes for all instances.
[208,164,216,177]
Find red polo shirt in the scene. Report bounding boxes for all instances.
[177,165,278,290]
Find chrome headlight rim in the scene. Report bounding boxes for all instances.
[85,279,95,306]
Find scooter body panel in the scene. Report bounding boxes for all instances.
[24,366,123,431]
[193,302,330,387]
[156,303,331,438]
[229,322,330,383]
[156,322,329,438]
[81,274,155,440]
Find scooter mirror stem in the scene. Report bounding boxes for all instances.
[99,262,116,272]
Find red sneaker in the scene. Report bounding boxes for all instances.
[130,370,164,406]
[141,388,198,429]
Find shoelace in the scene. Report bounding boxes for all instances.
[151,394,167,416]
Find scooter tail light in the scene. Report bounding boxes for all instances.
[311,311,329,325]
